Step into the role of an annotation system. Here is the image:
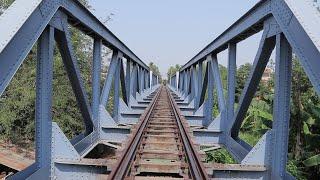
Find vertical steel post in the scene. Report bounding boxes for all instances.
[187,69,191,97]
[92,38,102,124]
[211,55,225,111]
[184,70,188,96]
[35,26,54,172]
[140,68,144,93]
[204,56,214,127]
[131,64,138,99]
[271,34,292,179]
[144,70,147,90]
[196,61,203,108]
[126,60,131,105]
[138,67,143,94]
[149,71,153,88]
[176,72,179,91]
[179,71,183,92]
[113,60,120,122]
[227,43,237,129]
[189,66,196,102]
[101,50,122,106]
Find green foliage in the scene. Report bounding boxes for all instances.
[0,0,94,143]
[239,132,261,147]
[235,63,252,103]
[287,159,307,180]
[235,56,320,179]
[205,148,236,164]
[219,64,228,90]
[167,64,181,79]
[0,55,37,146]
[149,62,162,82]
[303,154,320,167]
[0,0,15,15]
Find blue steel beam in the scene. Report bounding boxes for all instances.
[180,0,271,71]
[230,24,276,138]
[203,56,214,127]
[0,0,149,97]
[227,43,237,124]
[35,26,54,173]
[61,0,149,70]
[131,64,138,98]
[55,18,94,135]
[120,59,128,105]
[126,60,131,104]
[92,38,102,124]
[172,0,320,179]
[0,1,159,179]
[272,0,320,97]
[113,57,121,122]
[211,55,226,111]
[100,50,123,107]
[199,62,209,107]
[271,33,292,179]
[196,62,203,108]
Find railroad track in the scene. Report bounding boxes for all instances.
[108,86,208,179]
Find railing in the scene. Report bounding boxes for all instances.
[170,0,320,179]
[0,0,159,179]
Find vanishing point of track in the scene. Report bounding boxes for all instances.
[108,86,208,179]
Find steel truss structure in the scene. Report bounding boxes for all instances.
[0,0,159,179]
[0,0,320,179]
[169,0,320,179]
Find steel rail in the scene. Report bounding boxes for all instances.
[107,87,162,180]
[166,87,209,180]
[166,87,209,179]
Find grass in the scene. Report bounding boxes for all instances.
[204,147,237,164]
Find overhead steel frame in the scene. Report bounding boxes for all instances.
[0,0,159,179]
[169,0,320,179]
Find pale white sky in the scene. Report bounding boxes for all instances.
[88,0,261,77]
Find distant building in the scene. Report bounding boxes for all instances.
[261,67,273,83]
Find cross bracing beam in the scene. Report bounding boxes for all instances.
[171,0,320,179]
[230,24,276,138]
[55,17,94,135]
[0,0,149,96]
[0,0,160,179]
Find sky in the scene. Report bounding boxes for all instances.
[88,0,261,77]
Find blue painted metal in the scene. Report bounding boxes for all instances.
[0,0,319,179]
[169,0,320,179]
[227,43,236,128]
[0,0,160,179]
[126,60,132,104]
[113,57,121,122]
[211,55,225,112]
[230,24,276,138]
[271,33,292,179]
[101,50,123,107]
[55,17,95,135]
[204,57,214,127]
[35,26,54,176]
[92,38,102,126]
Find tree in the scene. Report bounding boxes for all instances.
[149,62,162,82]
[0,0,15,15]
[167,64,181,79]
[235,63,252,103]
[0,0,93,146]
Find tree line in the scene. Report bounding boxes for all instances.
[167,58,319,179]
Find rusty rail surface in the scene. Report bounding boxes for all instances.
[108,86,208,179]
[166,87,209,179]
[107,87,162,179]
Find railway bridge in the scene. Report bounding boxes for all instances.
[0,0,320,179]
